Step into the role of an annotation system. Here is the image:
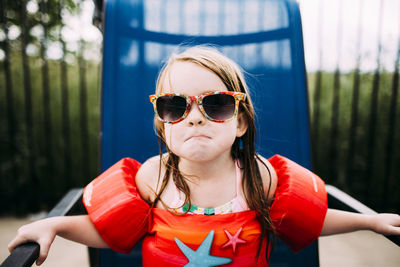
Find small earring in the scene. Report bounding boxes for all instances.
[239,138,244,149]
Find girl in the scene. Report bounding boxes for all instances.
[8,46,400,266]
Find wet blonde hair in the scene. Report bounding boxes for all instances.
[152,45,276,260]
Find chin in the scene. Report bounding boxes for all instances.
[177,151,215,162]
[182,154,211,162]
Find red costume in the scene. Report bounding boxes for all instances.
[83,155,328,266]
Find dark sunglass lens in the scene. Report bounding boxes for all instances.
[156,95,187,122]
[203,94,235,120]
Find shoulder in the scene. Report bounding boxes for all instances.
[135,154,166,202]
[256,154,277,203]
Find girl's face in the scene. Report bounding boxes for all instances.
[161,61,247,163]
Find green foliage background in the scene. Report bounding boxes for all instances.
[0,54,101,215]
[1,0,102,215]
[308,70,400,213]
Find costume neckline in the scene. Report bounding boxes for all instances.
[171,159,248,214]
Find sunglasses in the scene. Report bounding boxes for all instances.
[149,91,246,124]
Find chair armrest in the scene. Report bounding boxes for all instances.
[47,188,84,218]
[326,184,400,248]
[1,188,84,267]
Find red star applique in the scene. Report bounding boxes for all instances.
[222,227,246,253]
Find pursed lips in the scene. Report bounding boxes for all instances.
[185,135,211,141]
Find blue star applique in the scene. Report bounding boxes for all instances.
[174,230,232,267]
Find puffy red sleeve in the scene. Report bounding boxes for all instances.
[82,158,150,254]
[268,155,328,253]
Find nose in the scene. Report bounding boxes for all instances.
[186,102,205,126]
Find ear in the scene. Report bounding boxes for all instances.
[236,112,248,138]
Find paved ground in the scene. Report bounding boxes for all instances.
[319,230,400,266]
[1,216,399,266]
[0,217,89,267]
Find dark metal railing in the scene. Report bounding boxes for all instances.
[20,0,37,189]
[0,0,18,186]
[59,0,73,189]
[383,41,400,207]
[39,0,53,182]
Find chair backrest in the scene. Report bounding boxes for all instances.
[100,0,317,266]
